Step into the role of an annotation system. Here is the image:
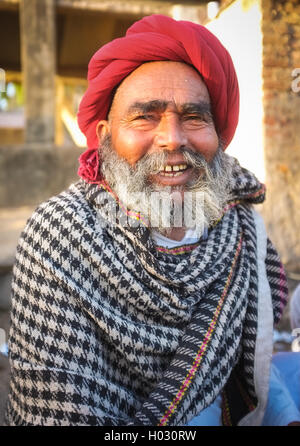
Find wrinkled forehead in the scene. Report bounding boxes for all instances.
[108,61,211,118]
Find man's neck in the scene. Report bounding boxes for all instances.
[160,227,186,241]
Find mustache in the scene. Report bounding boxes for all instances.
[133,146,214,174]
[129,144,225,194]
[99,133,229,195]
[100,133,220,183]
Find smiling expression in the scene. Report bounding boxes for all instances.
[96,61,219,188]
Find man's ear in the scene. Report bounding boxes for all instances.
[96,120,110,144]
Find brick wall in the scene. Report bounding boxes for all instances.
[261,0,300,273]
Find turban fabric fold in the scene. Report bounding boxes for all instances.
[77,14,239,183]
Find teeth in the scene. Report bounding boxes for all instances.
[160,164,188,173]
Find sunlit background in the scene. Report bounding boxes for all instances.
[0,0,268,180]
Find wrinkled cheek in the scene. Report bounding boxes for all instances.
[112,132,151,166]
[192,135,219,163]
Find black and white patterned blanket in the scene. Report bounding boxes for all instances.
[5,159,287,426]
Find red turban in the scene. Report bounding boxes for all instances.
[77,14,239,183]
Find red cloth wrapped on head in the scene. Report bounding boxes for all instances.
[77,14,239,183]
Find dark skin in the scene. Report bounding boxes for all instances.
[96,61,219,241]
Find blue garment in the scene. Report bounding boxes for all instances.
[271,352,300,411]
[187,360,300,426]
[262,357,300,426]
[187,394,222,426]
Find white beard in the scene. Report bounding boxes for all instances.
[100,136,233,235]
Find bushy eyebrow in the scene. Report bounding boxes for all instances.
[181,102,212,118]
[127,100,168,115]
[126,100,213,118]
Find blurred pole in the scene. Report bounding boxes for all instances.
[55,77,64,147]
[171,4,207,23]
[20,0,56,147]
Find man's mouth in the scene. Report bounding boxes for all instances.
[150,162,195,186]
[158,163,190,176]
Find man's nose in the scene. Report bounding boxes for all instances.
[154,115,188,151]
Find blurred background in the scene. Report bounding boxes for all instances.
[0,0,300,423]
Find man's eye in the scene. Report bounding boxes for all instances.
[134,114,154,120]
[185,115,203,120]
[184,114,212,124]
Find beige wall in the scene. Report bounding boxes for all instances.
[207,0,264,181]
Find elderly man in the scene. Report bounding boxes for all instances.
[5,15,300,426]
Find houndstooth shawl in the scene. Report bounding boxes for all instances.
[5,157,287,426]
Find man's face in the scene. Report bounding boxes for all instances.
[97,61,219,190]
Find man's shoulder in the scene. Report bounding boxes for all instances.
[20,180,98,242]
[34,179,90,214]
